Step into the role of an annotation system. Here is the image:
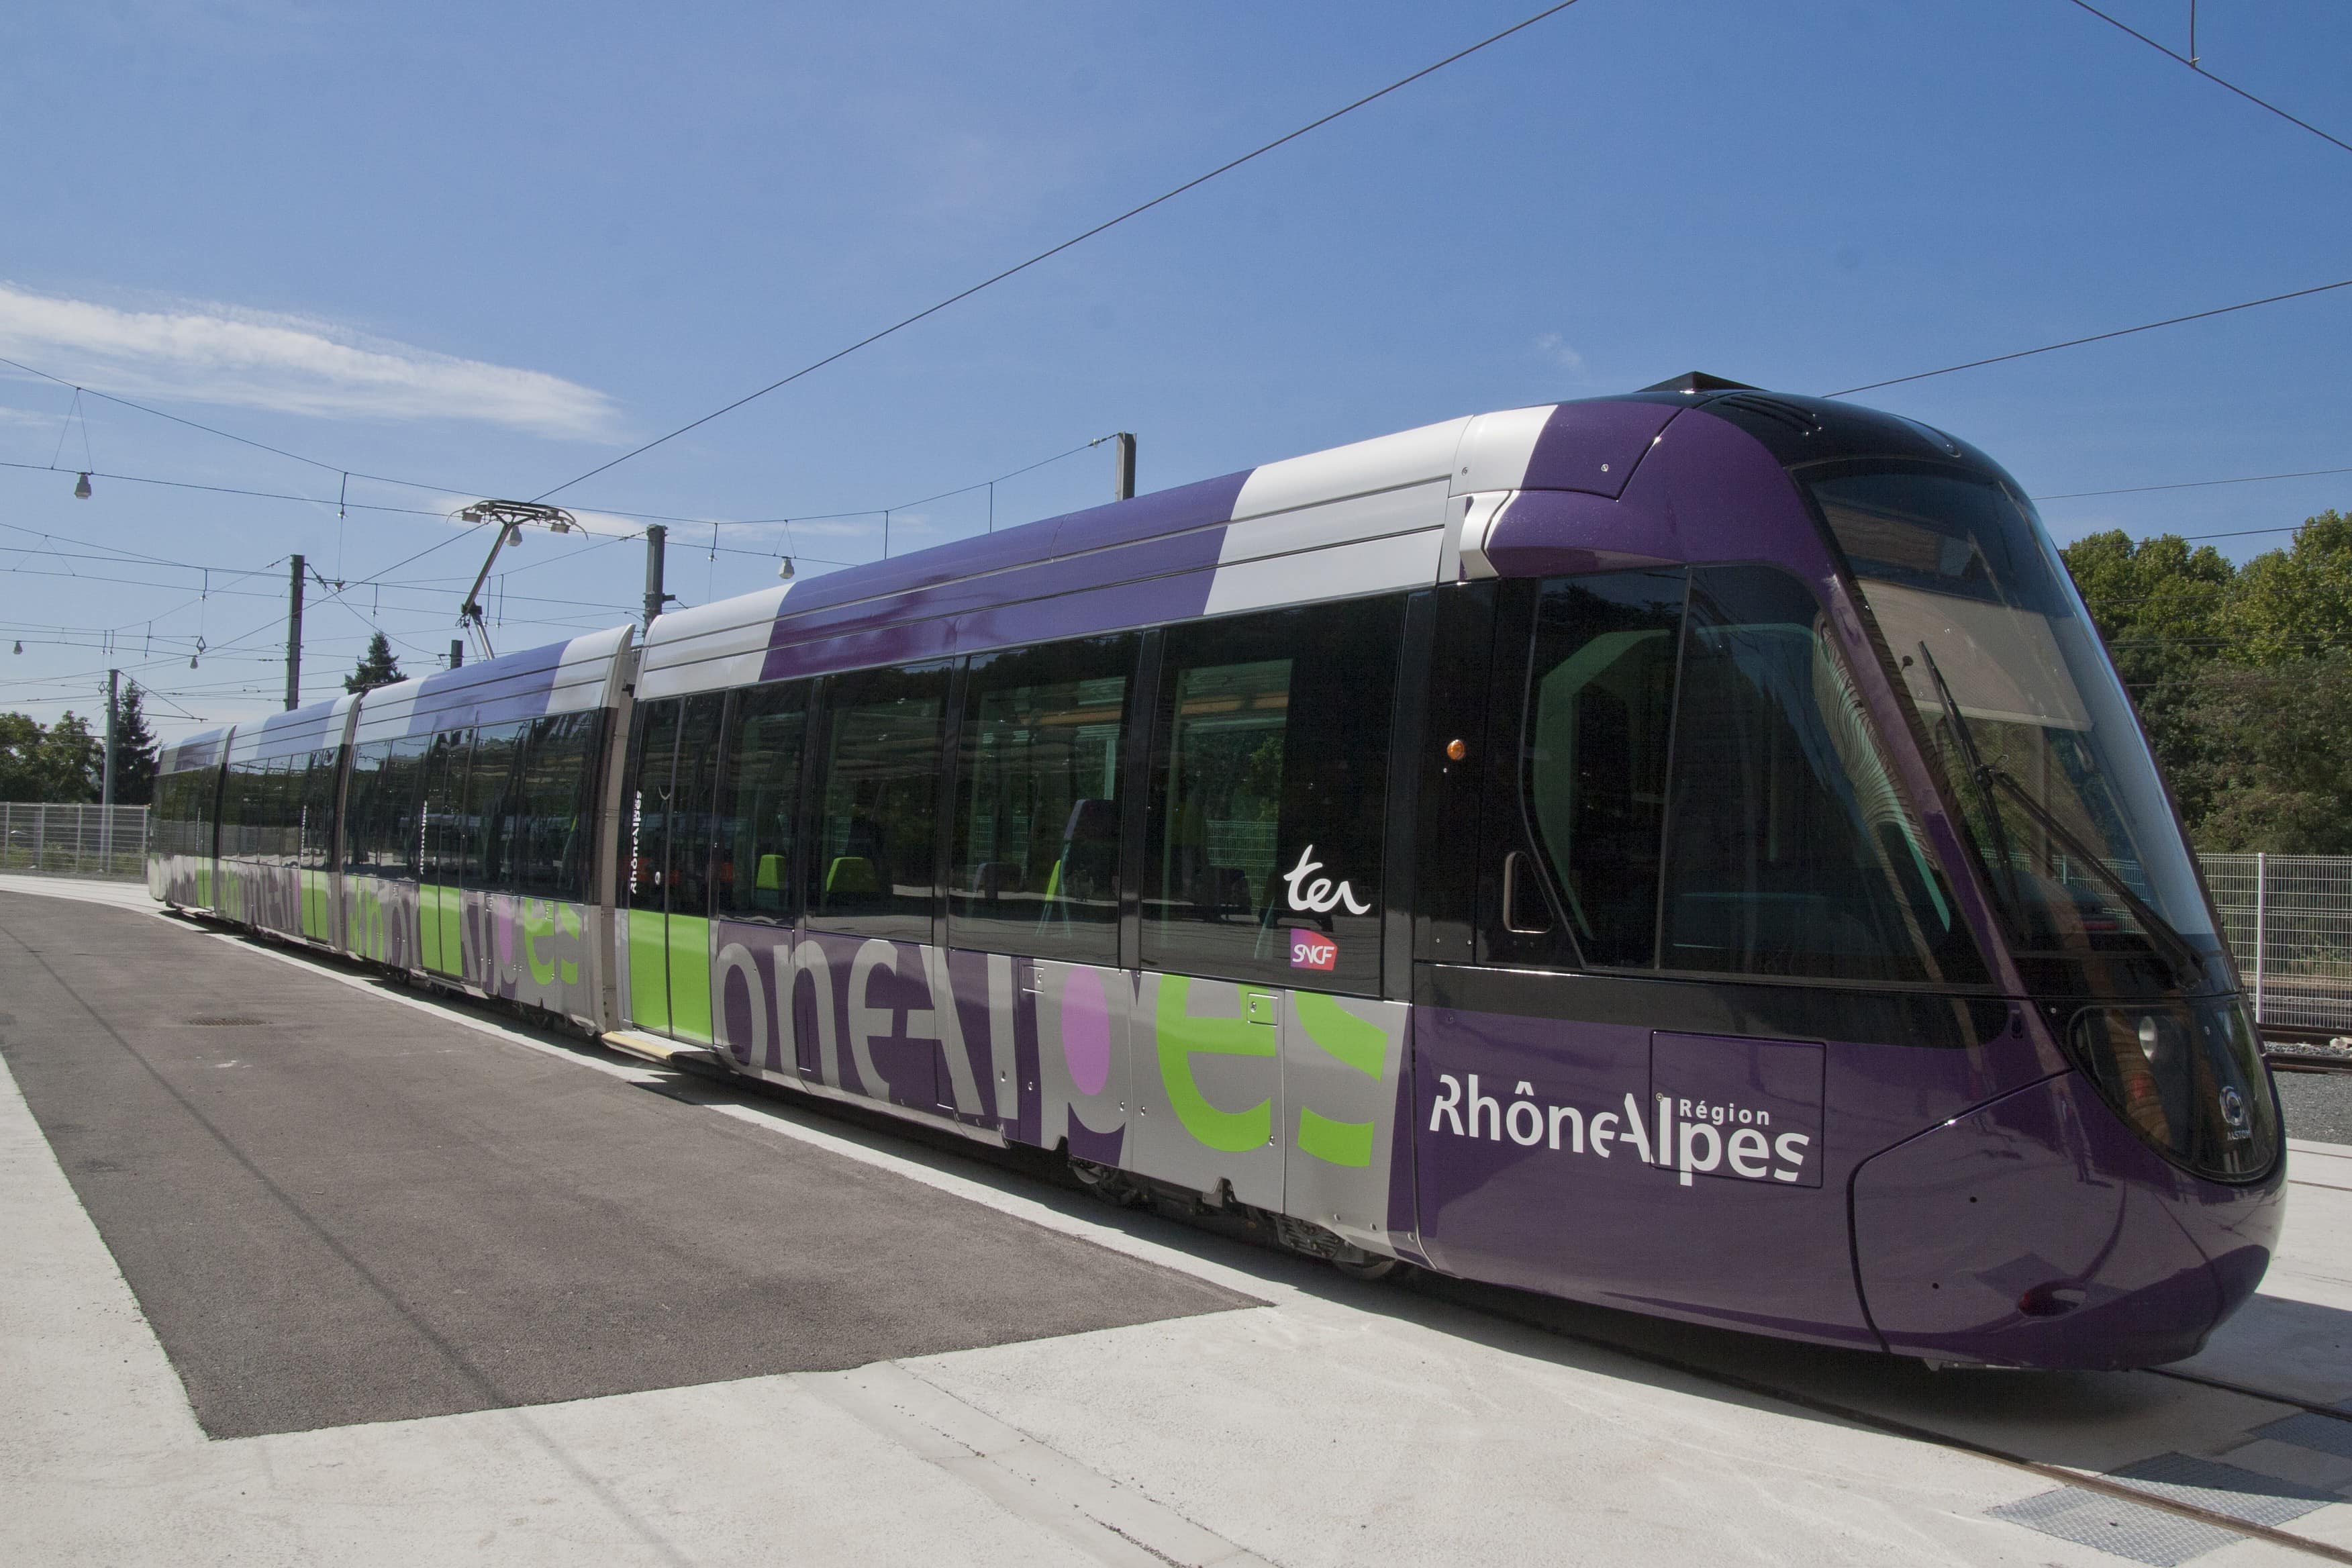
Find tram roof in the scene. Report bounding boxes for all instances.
[346,625,633,746]
[634,395,1687,701]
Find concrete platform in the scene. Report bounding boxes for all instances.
[7,873,2352,1566]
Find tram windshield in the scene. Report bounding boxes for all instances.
[1809,465,2222,991]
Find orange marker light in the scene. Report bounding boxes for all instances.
[1445,738,1467,761]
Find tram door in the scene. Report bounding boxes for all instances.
[418,728,475,979]
[1414,572,1687,1286]
[622,694,723,1042]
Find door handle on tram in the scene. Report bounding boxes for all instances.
[1502,850,1555,936]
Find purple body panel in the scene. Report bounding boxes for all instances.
[1521,399,1682,498]
[1410,999,2077,1349]
[1852,1070,2284,1367]
[759,532,1227,682]
[758,477,1246,683]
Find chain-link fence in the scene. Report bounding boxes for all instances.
[0,803,150,880]
[2202,852,2352,1038]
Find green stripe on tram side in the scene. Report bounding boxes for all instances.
[421,883,464,976]
[301,870,330,941]
[418,883,440,971]
[626,907,671,1032]
[667,913,713,1044]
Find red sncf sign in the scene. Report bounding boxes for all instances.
[1289,930,1337,971]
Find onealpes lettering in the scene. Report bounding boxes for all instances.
[1282,845,1371,916]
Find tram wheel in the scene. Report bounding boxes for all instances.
[1069,1157,1144,1208]
[1331,1253,1406,1283]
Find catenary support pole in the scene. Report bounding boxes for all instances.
[644,524,669,629]
[2253,851,2267,1024]
[101,668,118,869]
[1113,432,1136,501]
[102,668,118,810]
[285,554,305,710]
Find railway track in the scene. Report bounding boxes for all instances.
[2269,1049,2352,1074]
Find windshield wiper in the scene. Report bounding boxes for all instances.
[1916,642,2024,916]
[1914,642,2204,989]
[1979,767,2206,989]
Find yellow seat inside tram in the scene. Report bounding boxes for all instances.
[824,856,877,895]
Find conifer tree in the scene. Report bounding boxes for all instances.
[113,682,158,805]
[345,631,404,693]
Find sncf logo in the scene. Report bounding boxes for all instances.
[1289,929,1338,971]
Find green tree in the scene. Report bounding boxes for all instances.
[2166,656,2352,854]
[2061,529,2236,785]
[42,712,101,802]
[113,682,158,805]
[0,714,44,801]
[0,711,101,801]
[2226,509,2352,667]
[345,630,404,693]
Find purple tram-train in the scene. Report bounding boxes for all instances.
[149,375,2282,1370]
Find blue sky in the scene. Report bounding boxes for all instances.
[2,0,2347,740]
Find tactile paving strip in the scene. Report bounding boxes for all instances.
[2109,1451,2335,1526]
[2254,1410,2352,1463]
[1991,1449,2340,1565]
[1988,1487,2245,1567]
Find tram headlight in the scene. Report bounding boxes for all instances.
[2065,999,2277,1181]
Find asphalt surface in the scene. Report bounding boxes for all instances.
[2277,1067,2352,1144]
[0,892,1251,1440]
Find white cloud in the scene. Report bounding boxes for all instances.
[1532,332,1586,373]
[0,283,620,440]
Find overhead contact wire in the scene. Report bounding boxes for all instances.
[529,0,1591,501]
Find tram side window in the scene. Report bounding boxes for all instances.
[465,721,528,891]
[215,758,244,856]
[1658,565,1984,984]
[949,634,1134,965]
[624,699,679,912]
[808,663,950,942]
[1142,595,1406,993]
[716,683,809,922]
[273,757,303,865]
[1521,571,1685,967]
[511,712,601,901]
[668,696,724,920]
[342,744,383,875]
[420,729,475,885]
[624,695,723,917]
[378,734,433,879]
[299,748,339,871]
[157,769,209,858]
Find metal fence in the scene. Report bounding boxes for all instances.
[0,803,150,880]
[2202,852,2352,1038]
